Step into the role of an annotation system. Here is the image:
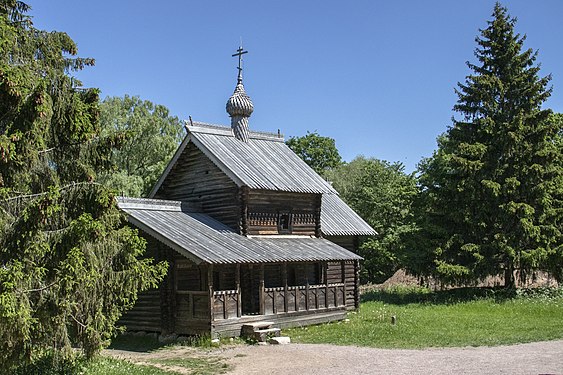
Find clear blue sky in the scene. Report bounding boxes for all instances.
[30,1,563,172]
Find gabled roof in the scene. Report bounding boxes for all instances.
[321,194,377,236]
[149,122,337,197]
[118,197,362,265]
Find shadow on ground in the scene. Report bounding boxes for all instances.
[108,334,169,352]
[360,286,520,305]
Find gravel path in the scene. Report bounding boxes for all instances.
[218,340,563,375]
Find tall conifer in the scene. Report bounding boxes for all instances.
[418,3,563,287]
[0,1,166,369]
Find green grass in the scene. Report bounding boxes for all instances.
[286,286,563,348]
[79,355,231,375]
[79,357,172,375]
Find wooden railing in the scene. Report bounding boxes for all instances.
[262,283,345,315]
[212,289,241,320]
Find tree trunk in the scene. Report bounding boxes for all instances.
[504,264,515,288]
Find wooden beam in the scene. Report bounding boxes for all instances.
[283,263,288,313]
[208,264,214,322]
[314,194,322,238]
[236,263,241,317]
[240,187,249,236]
[259,264,265,315]
[354,260,360,309]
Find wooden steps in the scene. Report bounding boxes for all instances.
[241,322,281,342]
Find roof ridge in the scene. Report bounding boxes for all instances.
[117,197,182,211]
[186,120,285,142]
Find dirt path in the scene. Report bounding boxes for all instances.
[217,340,563,375]
[105,340,563,375]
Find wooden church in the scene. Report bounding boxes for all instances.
[117,48,376,338]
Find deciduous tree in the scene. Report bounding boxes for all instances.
[326,157,417,283]
[97,95,184,197]
[286,131,342,176]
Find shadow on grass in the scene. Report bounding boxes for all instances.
[108,333,218,353]
[361,286,518,305]
[108,334,169,352]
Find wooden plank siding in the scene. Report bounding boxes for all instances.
[122,235,358,336]
[246,190,320,236]
[325,235,357,253]
[154,142,241,231]
[119,235,168,333]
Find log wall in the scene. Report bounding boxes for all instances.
[119,235,165,332]
[246,190,320,236]
[154,142,241,230]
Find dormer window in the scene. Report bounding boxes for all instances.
[278,212,292,234]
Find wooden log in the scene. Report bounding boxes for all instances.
[208,265,214,322]
[283,263,288,313]
[236,264,241,317]
[259,264,265,315]
[354,260,360,309]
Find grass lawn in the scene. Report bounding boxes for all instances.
[79,356,231,375]
[286,286,563,348]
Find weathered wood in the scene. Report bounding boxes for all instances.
[155,142,241,229]
[315,193,322,238]
[236,264,241,317]
[246,190,319,236]
[208,265,214,322]
[240,186,249,235]
[212,307,348,338]
[354,260,360,309]
[259,264,265,315]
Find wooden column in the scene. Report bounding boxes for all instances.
[314,194,322,238]
[159,243,175,334]
[341,261,347,307]
[208,264,214,322]
[282,263,288,313]
[239,187,249,236]
[259,264,265,315]
[236,264,241,317]
[354,260,360,309]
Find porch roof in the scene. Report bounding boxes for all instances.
[118,197,362,265]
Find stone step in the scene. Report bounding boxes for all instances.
[241,322,275,338]
[268,336,291,345]
[242,321,275,331]
[254,328,281,342]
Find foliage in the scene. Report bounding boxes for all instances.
[414,3,563,287]
[286,287,563,348]
[286,131,342,176]
[0,1,167,371]
[326,156,417,283]
[97,95,184,197]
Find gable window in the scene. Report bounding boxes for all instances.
[278,212,292,234]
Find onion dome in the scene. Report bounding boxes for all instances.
[226,81,254,118]
[227,46,253,142]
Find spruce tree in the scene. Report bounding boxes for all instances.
[417,3,563,287]
[0,1,166,369]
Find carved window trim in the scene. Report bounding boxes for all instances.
[277,211,292,234]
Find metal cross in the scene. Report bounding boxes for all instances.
[232,46,248,82]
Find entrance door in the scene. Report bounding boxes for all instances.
[240,265,260,315]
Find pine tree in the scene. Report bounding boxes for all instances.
[417,3,563,287]
[0,1,166,370]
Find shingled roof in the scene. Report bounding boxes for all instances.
[118,197,362,264]
[150,122,337,197]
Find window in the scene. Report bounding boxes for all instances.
[278,211,292,234]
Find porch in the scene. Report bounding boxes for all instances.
[173,261,357,337]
